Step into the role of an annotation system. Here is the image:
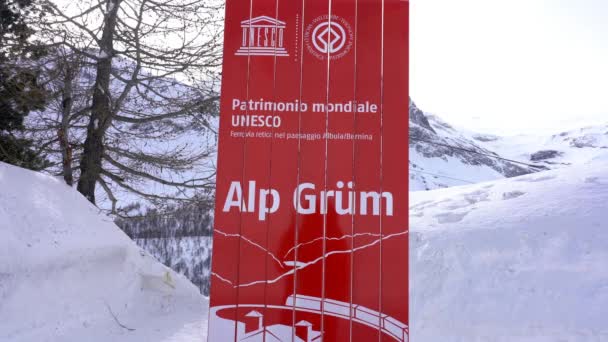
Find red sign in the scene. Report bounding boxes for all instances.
[209,0,409,340]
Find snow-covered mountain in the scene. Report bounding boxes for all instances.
[409,102,608,339]
[410,153,608,341]
[471,123,608,169]
[409,100,541,191]
[0,162,208,342]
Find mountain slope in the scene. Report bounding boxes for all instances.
[471,123,608,168]
[0,162,208,342]
[409,100,539,191]
[410,153,608,341]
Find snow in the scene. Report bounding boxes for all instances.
[135,236,212,296]
[0,162,209,342]
[409,109,538,191]
[97,50,110,59]
[3,111,608,341]
[470,123,608,168]
[409,148,505,190]
[410,156,608,341]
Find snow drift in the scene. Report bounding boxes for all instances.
[410,155,608,341]
[0,162,207,342]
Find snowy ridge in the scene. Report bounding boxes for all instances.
[410,154,608,341]
[0,162,208,342]
[473,123,608,169]
[409,100,539,191]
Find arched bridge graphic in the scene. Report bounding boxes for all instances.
[208,294,409,342]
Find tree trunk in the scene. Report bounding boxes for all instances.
[76,0,121,204]
[58,64,75,186]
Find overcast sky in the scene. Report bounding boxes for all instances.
[411,0,608,135]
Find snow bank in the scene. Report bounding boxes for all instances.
[135,236,213,296]
[410,157,608,341]
[0,162,207,342]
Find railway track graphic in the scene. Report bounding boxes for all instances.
[208,294,409,342]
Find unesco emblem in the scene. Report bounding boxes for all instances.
[305,15,353,60]
[236,16,289,57]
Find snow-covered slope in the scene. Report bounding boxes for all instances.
[0,162,208,342]
[472,123,608,169]
[409,100,539,191]
[134,236,213,296]
[410,154,608,341]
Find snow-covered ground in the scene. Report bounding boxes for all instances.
[2,127,607,341]
[0,162,208,342]
[410,152,608,341]
[135,236,213,296]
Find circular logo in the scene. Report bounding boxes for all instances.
[305,15,353,60]
[312,22,347,54]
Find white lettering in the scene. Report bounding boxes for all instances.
[360,191,393,216]
[231,115,281,128]
[335,181,354,215]
[320,190,335,215]
[294,183,316,214]
[226,180,394,220]
[249,28,255,47]
[247,181,256,213]
[259,188,280,221]
[223,182,246,212]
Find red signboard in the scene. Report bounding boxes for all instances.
[209,0,409,340]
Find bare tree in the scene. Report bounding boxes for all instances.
[23,49,90,185]
[28,0,222,213]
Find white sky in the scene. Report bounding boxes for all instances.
[411,0,608,135]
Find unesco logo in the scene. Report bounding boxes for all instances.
[305,15,353,60]
[236,16,289,57]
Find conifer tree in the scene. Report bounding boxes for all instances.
[0,0,48,169]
